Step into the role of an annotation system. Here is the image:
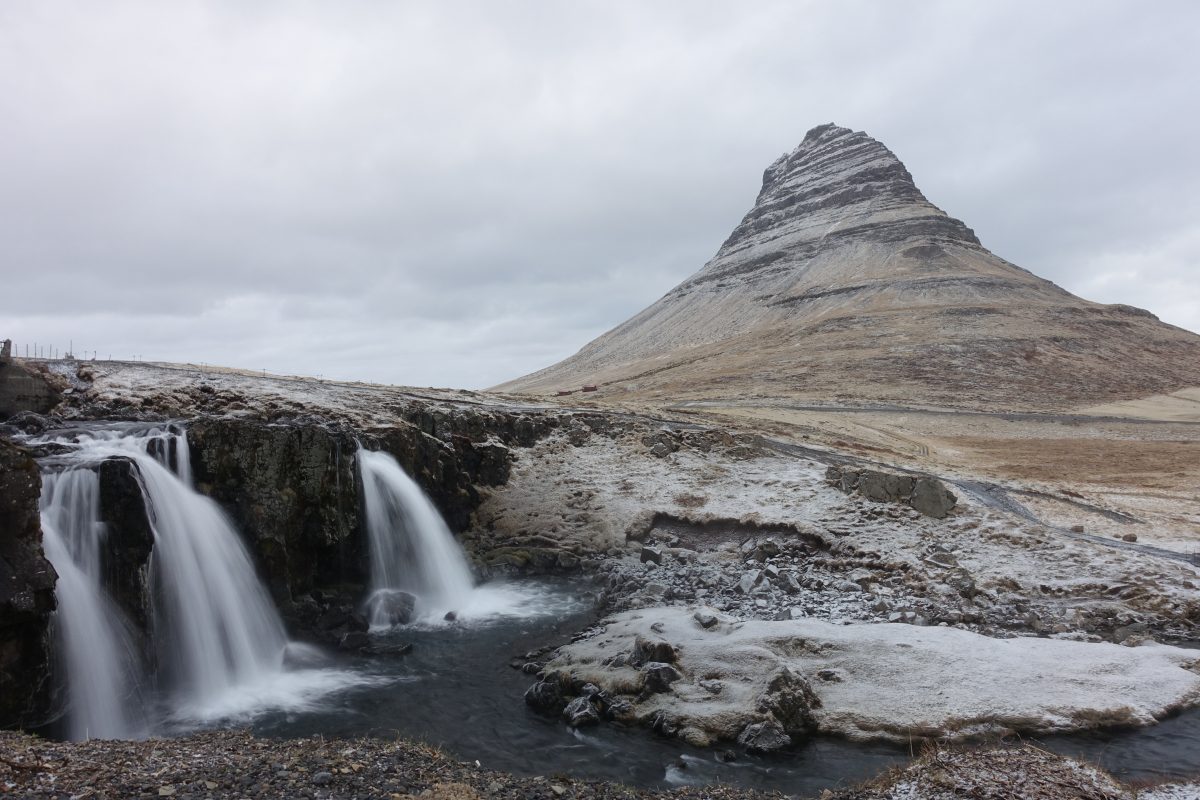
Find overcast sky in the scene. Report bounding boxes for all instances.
[2,1,1197,389]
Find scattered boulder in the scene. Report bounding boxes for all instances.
[761,667,821,734]
[736,718,791,753]
[642,661,683,693]
[737,569,763,595]
[632,635,677,665]
[370,590,417,626]
[640,546,663,565]
[562,696,600,727]
[826,466,957,518]
[524,674,569,715]
[910,477,957,519]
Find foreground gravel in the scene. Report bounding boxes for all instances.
[0,730,779,800]
[3,731,1197,800]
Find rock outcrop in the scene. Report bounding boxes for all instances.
[497,124,1200,410]
[186,413,517,607]
[825,465,957,518]
[0,438,57,728]
[0,361,60,418]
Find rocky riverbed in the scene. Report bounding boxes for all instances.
[1,731,1196,800]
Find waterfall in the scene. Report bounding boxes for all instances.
[37,426,291,736]
[40,469,147,740]
[134,435,288,707]
[358,449,475,624]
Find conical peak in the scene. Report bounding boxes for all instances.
[759,124,924,210]
[719,124,980,257]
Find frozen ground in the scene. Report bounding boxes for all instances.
[472,419,1200,643]
[541,606,1200,744]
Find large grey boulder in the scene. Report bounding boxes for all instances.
[910,477,958,519]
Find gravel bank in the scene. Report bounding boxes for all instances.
[0,730,778,800]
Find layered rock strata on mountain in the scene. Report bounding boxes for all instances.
[0,438,56,728]
[497,124,1200,409]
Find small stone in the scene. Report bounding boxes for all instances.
[642,661,683,693]
[1070,524,1085,533]
[693,610,719,629]
[525,676,567,714]
[632,635,677,665]
[641,546,663,565]
[737,570,763,594]
[1122,533,1138,542]
[923,551,959,569]
[699,679,723,694]
[158,787,175,797]
[816,669,843,682]
[551,785,567,796]
[754,540,781,560]
[563,696,601,727]
[444,611,458,621]
[737,718,791,753]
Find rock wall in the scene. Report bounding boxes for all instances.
[185,408,521,606]
[96,458,155,642]
[0,361,60,418]
[187,419,364,605]
[0,437,57,728]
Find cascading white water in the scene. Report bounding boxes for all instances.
[35,426,321,736]
[358,449,475,624]
[39,469,146,740]
[134,434,289,707]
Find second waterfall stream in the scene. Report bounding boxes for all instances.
[357,446,569,626]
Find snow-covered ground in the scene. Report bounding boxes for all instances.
[543,606,1200,744]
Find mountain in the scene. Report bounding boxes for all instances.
[496,124,1200,410]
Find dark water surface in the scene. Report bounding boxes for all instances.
[251,580,1200,797]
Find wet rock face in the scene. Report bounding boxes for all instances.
[826,465,957,518]
[0,362,60,418]
[0,437,57,728]
[96,458,155,636]
[185,410,517,611]
[187,419,364,605]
